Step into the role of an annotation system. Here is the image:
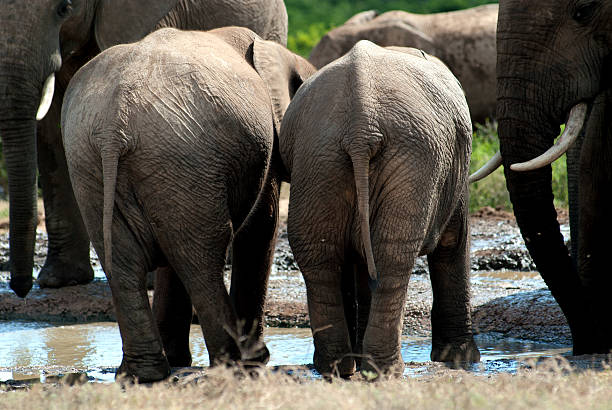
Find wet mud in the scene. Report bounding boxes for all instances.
[0,206,571,345]
[3,205,607,388]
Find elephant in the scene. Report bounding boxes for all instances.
[61,26,315,382]
[0,0,288,298]
[472,0,612,354]
[307,4,497,123]
[278,40,480,377]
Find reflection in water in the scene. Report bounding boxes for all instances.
[0,322,121,369]
[0,321,571,376]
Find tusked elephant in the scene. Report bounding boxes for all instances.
[308,4,497,123]
[278,41,479,378]
[472,0,612,354]
[61,27,315,382]
[0,0,288,298]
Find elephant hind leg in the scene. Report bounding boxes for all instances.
[341,259,371,369]
[427,194,480,363]
[360,247,414,378]
[162,219,266,366]
[102,214,170,382]
[152,265,193,367]
[302,259,355,378]
[229,178,281,363]
[288,204,354,377]
[71,159,169,382]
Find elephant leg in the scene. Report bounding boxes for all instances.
[36,89,93,288]
[96,212,169,382]
[109,258,170,383]
[342,260,371,369]
[288,190,354,377]
[152,265,193,367]
[229,172,280,361]
[341,260,358,354]
[100,213,169,381]
[428,194,479,363]
[360,191,437,377]
[578,91,612,353]
[165,222,249,366]
[303,261,354,378]
[360,249,413,377]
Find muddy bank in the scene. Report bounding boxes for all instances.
[0,207,571,345]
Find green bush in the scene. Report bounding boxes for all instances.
[287,23,332,58]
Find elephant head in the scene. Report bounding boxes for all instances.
[496,0,612,353]
[253,37,317,135]
[0,0,180,297]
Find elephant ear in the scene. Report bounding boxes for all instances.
[94,0,180,50]
[253,37,316,135]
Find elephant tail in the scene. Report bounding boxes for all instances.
[350,150,377,284]
[100,144,121,279]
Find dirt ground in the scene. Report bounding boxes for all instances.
[0,191,572,345]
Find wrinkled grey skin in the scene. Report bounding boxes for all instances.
[496,0,612,354]
[309,4,497,123]
[62,27,314,382]
[0,0,288,298]
[279,41,479,377]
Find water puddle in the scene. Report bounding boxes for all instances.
[472,270,544,289]
[0,321,570,383]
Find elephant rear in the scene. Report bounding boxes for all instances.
[279,40,476,377]
[284,41,472,259]
[62,26,316,382]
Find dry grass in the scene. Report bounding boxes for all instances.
[2,359,612,410]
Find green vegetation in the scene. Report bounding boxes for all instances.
[286,0,498,56]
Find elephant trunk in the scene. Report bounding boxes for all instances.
[0,80,41,297]
[496,82,592,354]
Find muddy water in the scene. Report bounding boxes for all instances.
[0,211,577,384]
[0,321,570,383]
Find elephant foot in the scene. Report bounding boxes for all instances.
[116,356,171,384]
[314,349,356,378]
[37,259,94,288]
[359,352,404,380]
[431,336,480,363]
[238,338,270,366]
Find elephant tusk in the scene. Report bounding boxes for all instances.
[469,151,502,183]
[36,73,55,121]
[510,103,588,172]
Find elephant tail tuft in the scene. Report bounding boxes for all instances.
[349,150,377,286]
[100,144,121,279]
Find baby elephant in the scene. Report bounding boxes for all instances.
[279,41,480,377]
[62,27,314,382]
